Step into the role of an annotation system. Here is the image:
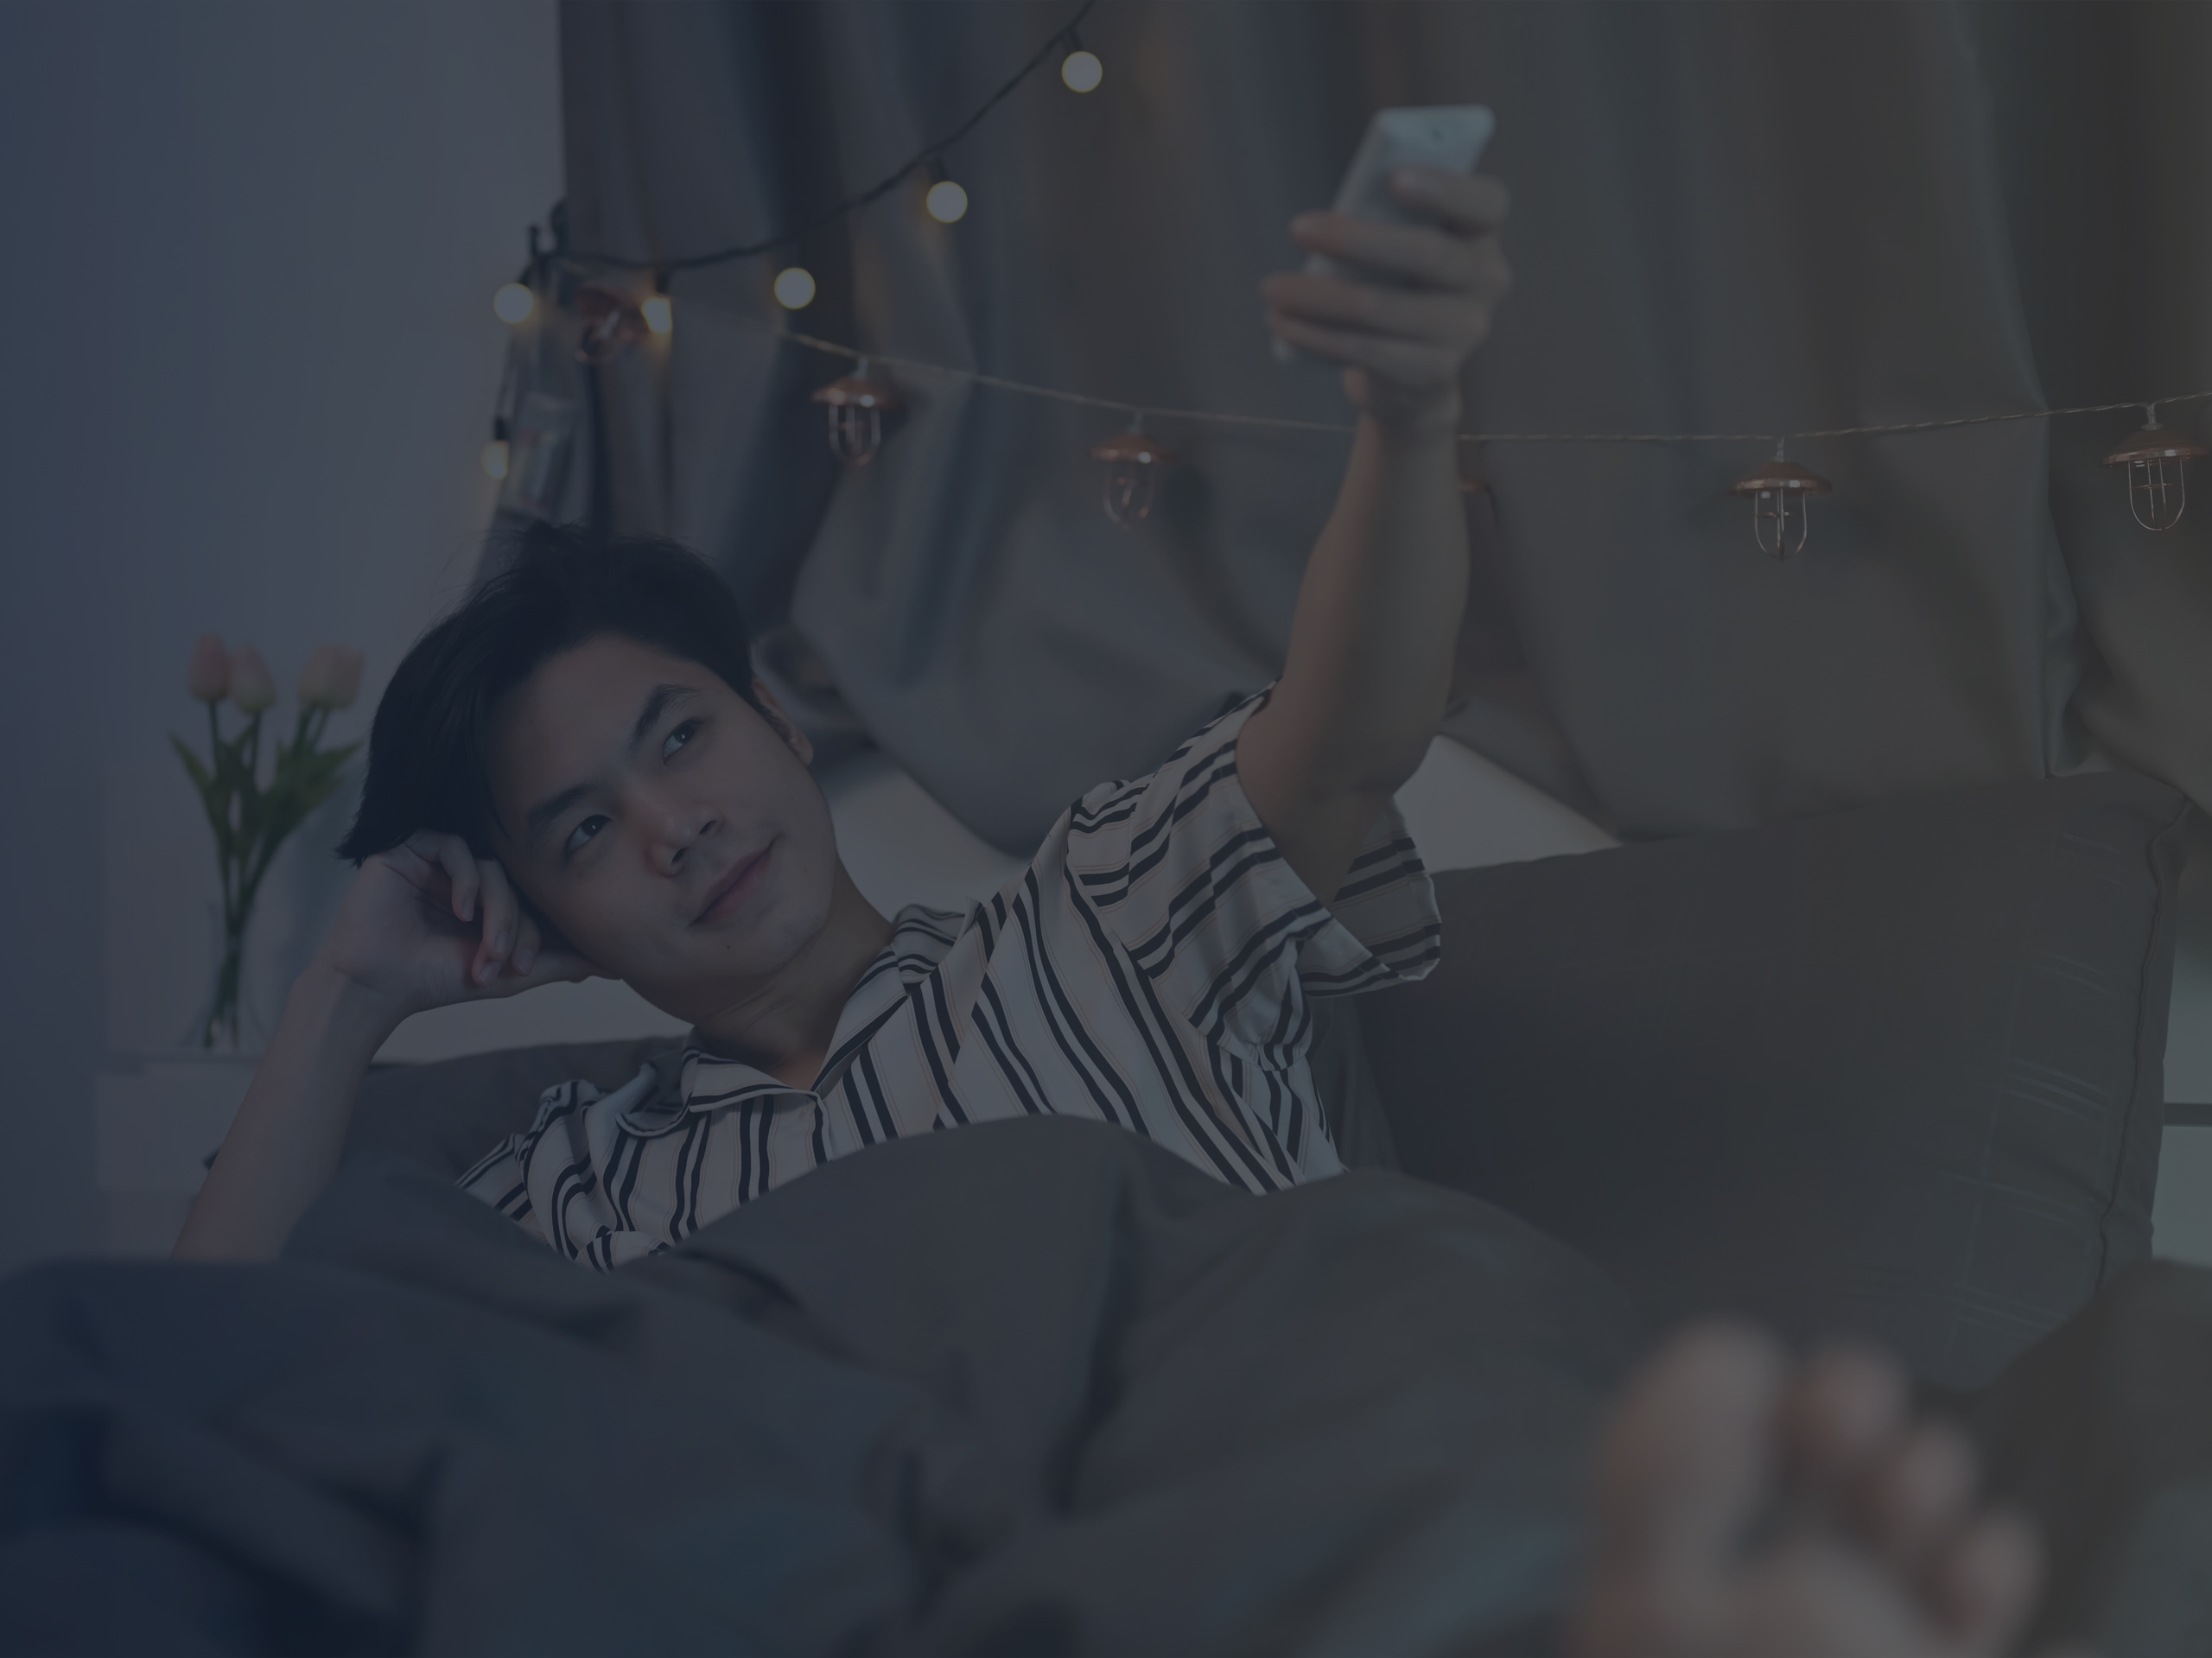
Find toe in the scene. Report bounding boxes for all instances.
[1733,1539,1948,1658]
[1782,1343,1910,1496]
[1573,1321,1788,1658]
[1590,1320,1789,1573]
[1854,1420,1979,1575]
[1925,1507,2042,1655]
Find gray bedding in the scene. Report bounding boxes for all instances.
[0,1117,1640,1655]
[7,1115,2212,1654]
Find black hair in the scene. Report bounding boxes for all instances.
[337,519,766,864]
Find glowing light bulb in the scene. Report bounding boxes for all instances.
[640,295,672,335]
[1061,48,1103,92]
[925,179,969,223]
[492,283,535,324]
[773,266,817,309]
[480,438,511,480]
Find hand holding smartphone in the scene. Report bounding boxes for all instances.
[1272,105,1497,367]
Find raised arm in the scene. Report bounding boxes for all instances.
[1240,167,1511,906]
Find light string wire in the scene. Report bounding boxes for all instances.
[514,0,2212,454]
[551,0,1097,275]
[694,302,2212,449]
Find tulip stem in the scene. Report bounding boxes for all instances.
[182,682,359,1050]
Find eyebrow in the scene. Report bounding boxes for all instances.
[522,682,696,845]
[626,683,693,756]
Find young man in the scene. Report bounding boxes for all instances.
[173,162,1505,1268]
[167,164,2068,1655]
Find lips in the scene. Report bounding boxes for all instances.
[692,842,772,925]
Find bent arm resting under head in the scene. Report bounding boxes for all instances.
[170,962,401,1262]
[173,833,598,1262]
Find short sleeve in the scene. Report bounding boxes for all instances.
[1059,687,1441,1070]
[457,1070,678,1270]
[455,1082,569,1248]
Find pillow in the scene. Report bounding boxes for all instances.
[344,1036,680,1180]
[1357,772,2193,1388]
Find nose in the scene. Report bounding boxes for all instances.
[650,798,721,878]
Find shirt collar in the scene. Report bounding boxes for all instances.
[640,903,969,1124]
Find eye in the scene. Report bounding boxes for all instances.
[563,814,609,859]
[662,717,702,760]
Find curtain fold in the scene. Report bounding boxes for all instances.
[1967,0,2212,818]
[550,0,2208,852]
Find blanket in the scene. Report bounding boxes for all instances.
[0,1118,1642,1655]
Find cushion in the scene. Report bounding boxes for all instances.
[345,1036,679,1180]
[1358,772,2194,1388]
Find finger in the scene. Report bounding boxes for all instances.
[1261,270,1496,347]
[474,861,519,986]
[1388,167,1510,236]
[408,829,481,923]
[1265,310,1459,391]
[512,913,541,978]
[1291,211,1494,291]
[480,944,607,998]
[380,833,449,901]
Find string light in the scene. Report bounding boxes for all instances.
[724,316,2212,547]
[810,359,903,464]
[1090,413,1177,527]
[1061,33,1103,93]
[574,280,649,363]
[2104,403,2207,530]
[773,266,817,309]
[543,0,1096,278]
[480,0,2212,553]
[1727,441,1834,557]
[925,158,969,224]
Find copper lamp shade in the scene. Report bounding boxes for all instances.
[1089,420,1179,527]
[1727,448,1834,558]
[810,360,904,465]
[2103,410,2208,532]
[572,281,649,365]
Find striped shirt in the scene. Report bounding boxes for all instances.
[458,688,1442,1270]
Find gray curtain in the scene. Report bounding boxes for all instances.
[548,0,2210,851]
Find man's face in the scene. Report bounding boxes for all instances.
[485,633,840,1023]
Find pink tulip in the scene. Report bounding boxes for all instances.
[186,632,229,702]
[228,644,277,713]
[297,643,365,709]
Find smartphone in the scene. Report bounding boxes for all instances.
[1273,104,1497,366]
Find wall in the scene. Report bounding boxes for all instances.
[0,0,563,1270]
[2,1,2203,1276]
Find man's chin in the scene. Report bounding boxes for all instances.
[631,918,827,1025]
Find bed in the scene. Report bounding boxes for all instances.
[17,738,2210,1654]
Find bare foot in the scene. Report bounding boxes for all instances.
[1568,1322,2053,1658]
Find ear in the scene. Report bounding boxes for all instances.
[748,676,816,768]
